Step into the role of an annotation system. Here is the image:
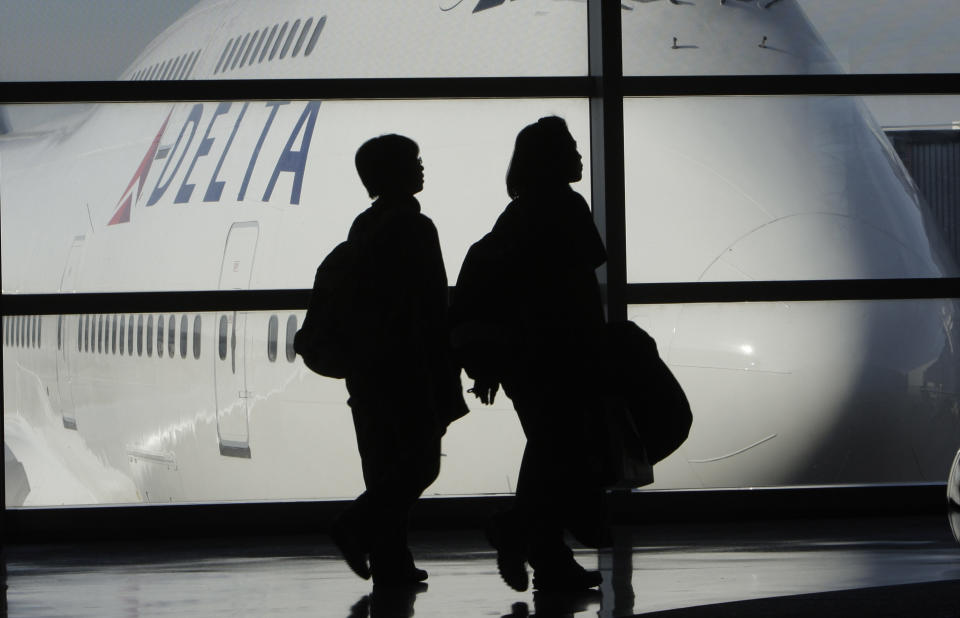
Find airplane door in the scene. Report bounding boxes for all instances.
[214,222,258,458]
[55,236,84,430]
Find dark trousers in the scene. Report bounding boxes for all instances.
[342,374,442,572]
[502,359,606,569]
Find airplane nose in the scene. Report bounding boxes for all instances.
[645,214,959,489]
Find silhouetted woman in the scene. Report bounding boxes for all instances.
[332,134,468,586]
[452,116,608,592]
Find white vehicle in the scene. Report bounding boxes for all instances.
[2,0,958,506]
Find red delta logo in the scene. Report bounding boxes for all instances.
[108,111,172,225]
[107,101,320,225]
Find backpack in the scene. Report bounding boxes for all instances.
[294,240,360,378]
[449,230,520,380]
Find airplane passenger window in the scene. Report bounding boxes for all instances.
[214,39,234,74]
[230,33,251,71]
[177,54,190,79]
[146,315,153,357]
[267,314,278,362]
[168,317,176,358]
[241,31,259,67]
[185,50,200,78]
[37,316,42,348]
[128,315,135,356]
[222,38,241,73]
[304,16,325,57]
[218,315,228,361]
[103,315,109,352]
[112,315,118,354]
[98,315,104,353]
[259,25,278,63]
[29,316,35,347]
[57,315,62,351]
[193,315,202,360]
[180,314,188,358]
[270,22,289,61]
[119,315,126,356]
[84,315,90,352]
[168,56,182,81]
[249,28,268,66]
[285,314,297,363]
[291,18,312,57]
[157,315,164,358]
[137,315,143,357]
[279,19,300,60]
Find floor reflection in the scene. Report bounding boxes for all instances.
[5,515,959,617]
[504,590,603,617]
[348,583,428,618]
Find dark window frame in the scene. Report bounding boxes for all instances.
[1,4,959,527]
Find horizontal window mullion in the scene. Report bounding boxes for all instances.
[623,73,960,97]
[4,74,956,105]
[625,278,960,304]
[0,77,597,105]
[2,278,956,315]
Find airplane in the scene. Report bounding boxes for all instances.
[2,0,958,507]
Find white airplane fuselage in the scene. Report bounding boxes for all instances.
[2,0,958,506]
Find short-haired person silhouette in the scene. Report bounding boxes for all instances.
[331,134,468,586]
[452,116,609,592]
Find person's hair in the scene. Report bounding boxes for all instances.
[505,116,576,199]
[355,134,420,198]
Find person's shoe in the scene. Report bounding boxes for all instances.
[532,564,602,592]
[331,520,371,580]
[371,565,429,587]
[485,513,529,592]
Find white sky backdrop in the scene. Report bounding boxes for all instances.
[0,0,957,127]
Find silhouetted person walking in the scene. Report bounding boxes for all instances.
[332,134,467,586]
[452,116,608,592]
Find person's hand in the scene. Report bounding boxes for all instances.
[469,377,500,405]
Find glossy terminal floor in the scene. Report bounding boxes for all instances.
[5,513,960,617]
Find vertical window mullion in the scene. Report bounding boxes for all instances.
[588,0,627,323]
